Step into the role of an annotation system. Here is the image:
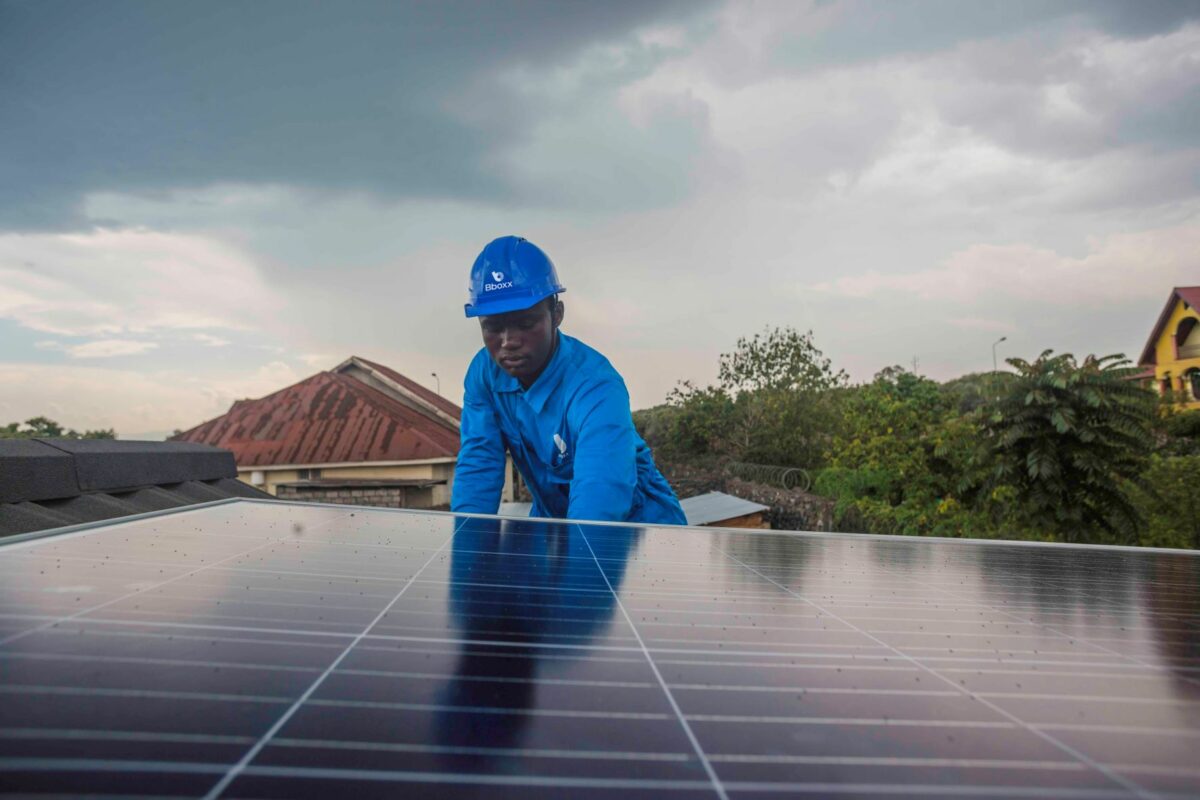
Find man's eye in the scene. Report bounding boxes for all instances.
[519,320,537,330]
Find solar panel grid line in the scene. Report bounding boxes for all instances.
[707,754,1084,767]
[16,617,361,640]
[0,758,228,775]
[301,699,674,720]
[336,668,657,688]
[574,523,729,800]
[267,737,694,761]
[0,685,291,705]
[716,782,1158,798]
[714,546,1162,800]
[238,763,716,791]
[197,521,462,800]
[0,728,258,745]
[991,721,1200,737]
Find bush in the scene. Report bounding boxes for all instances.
[1126,455,1200,549]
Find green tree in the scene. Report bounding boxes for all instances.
[0,416,116,440]
[718,328,848,395]
[985,350,1155,543]
[1152,408,1200,457]
[659,382,737,457]
[816,366,995,537]
[720,328,847,467]
[1125,455,1200,549]
[659,327,846,467]
[940,371,1019,414]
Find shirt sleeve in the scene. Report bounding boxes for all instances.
[566,378,638,522]
[451,355,507,514]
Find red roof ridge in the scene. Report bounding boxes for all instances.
[171,358,461,466]
[1139,287,1200,366]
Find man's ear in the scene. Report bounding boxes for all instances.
[552,300,565,329]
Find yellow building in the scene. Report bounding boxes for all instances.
[1138,287,1200,409]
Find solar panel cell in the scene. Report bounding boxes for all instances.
[1,500,1198,798]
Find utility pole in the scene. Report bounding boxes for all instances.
[431,372,440,396]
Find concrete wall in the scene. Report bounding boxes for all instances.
[239,458,513,506]
[274,483,434,509]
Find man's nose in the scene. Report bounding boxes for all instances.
[500,329,521,350]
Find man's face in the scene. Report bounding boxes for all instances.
[479,300,563,387]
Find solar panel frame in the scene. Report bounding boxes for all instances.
[1,499,1198,799]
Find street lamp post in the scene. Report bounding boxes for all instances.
[431,372,440,396]
[991,337,1008,404]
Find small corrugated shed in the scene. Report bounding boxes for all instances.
[173,359,460,467]
[681,491,770,528]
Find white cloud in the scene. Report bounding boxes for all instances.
[297,353,336,368]
[192,333,231,347]
[811,222,1200,307]
[183,361,302,411]
[0,227,281,338]
[67,339,159,359]
[0,360,303,437]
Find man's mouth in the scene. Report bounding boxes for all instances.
[500,356,527,370]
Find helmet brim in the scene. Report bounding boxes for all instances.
[464,287,566,319]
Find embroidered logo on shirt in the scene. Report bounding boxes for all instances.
[552,433,568,465]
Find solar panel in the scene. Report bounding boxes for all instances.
[1,498,1197,799]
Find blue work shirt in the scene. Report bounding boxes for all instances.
[451,333,686,525]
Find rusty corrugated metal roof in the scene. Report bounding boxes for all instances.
[174,368,461,467]
[1139,286,1200,366]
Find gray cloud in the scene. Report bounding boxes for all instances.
[0,0,716,229]
[767,0,1200,73]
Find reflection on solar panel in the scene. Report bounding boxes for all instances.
[1,499,1198,799]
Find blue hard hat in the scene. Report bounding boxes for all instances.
[464,236,566,318]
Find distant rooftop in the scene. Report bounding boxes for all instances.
[172,356,460,467]
[0,439,271,537]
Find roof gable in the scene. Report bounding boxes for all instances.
[1139,287,1200,366]
[334,356,461,427]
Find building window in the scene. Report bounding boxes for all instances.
[1189,370,1200,401]
[1179,318,1200,359]
[298,468,322,480]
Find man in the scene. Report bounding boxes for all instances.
[451,235,686,525]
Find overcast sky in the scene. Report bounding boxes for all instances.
[2,0,1199,438]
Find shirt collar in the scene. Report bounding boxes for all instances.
[492,332,572,413]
